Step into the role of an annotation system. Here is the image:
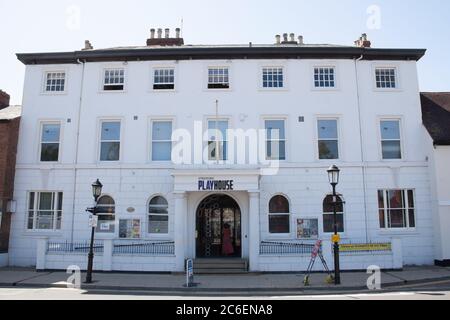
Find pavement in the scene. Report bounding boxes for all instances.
[1,266,450,296]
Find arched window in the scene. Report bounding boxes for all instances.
[96,195,115,233]
[323,195,344,233]
[268,195,290,234]
[148,196,169,234]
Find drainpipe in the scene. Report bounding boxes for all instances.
[354,54,370,243]
[70,59,86,243]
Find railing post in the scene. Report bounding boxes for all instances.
[36,237,48,271]
[103,239,113,271]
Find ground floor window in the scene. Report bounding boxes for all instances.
[323,195,344,233]
[268,195,290,234]
[96,195,116,233]
[148,196,169,234]
[378,189,415,229]
[27,192,62,230]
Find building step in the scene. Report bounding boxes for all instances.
[193,259,248,274]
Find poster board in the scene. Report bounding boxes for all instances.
[297,218,319,239]
[119,219,141,239]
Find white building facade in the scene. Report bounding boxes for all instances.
[9,32,436,272]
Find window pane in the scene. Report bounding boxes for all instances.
[382,141,402,159]
[42,124,60,142]
[318,120,337,139]
[388,190,403,209]
[379,210,386,228]
[408,190,414,208]
[208,121,228,140]
[101,122,121,141]
[100,142,120,161]
[269,195,289,213]
[408,209,416,228]
[380,121,400,140]
[36,212,53,229]
[152,142,172,161]
[323,214,344,233]
[269,214,290,233]
[41,143,59,162]
[149,215,169,234]
[323,195,344,213]
[378,190,385,209]
[39,193,53,210]
[152,122,172,141]
[318,140,339,159]
[388,209,406,228]
[265,120,285,140]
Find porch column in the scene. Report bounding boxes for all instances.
[174,191,187,272]
[248,191,260,272]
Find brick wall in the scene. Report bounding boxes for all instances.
[0,90,10,110]
[0,117,20,253]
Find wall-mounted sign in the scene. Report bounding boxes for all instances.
[119,219,141,239]
[89,215,98,228]
[339,243,392,252]
[126,207,135,213]
[297,219,319,239]
[198,179,234,191]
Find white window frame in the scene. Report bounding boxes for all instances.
[312,66,337,89]
[260,66,286,90]
[152,67,176,91]
[205,118,230,163]
[378,117,403,161]
[150,119,173,162]
[372,64,401,91]
[267,194,292,237]
[42,70,67,94]
[263,118,287,161]
[39,121,62,163]
[0,200,3,229]
[27,191,63,231]
[98,119,122,163]
[316,117,340,161]
[206,66,231,90]
[148,195,169,236]
[378,189,416,230]
[101,67,126,92]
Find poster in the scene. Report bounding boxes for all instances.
[119,219,141,239]
[297,218,319,239]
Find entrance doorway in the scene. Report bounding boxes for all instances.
[196,194,242,258]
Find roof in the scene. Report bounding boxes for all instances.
[421,93,450,146]
[16,43,426,65]
[0,105,22,121]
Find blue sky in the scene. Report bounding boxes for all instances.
[1,0,449,104]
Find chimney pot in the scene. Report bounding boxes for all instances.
[83,40,93,50]
[298,35,304,45]
[157,28,163,38]
[275,35,281,44]
[283,33,288,42]
[175,28,181,38]
[150,28,156,39]
[165,28,170,38]
[290,33,295,42]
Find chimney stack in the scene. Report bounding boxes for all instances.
[275,35,281,45]
[355,33,371,48]
[0,90,10,110]
[83,40,93,50]
[147,27,184,46]
[290,33,295,42]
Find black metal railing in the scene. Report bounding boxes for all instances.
[47,241,104,253]
[260,241,317,255]
[113,241,175,255]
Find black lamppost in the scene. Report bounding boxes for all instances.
[327,165,341,285]
[85,179,103,284]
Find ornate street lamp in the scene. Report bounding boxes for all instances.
[85,179,103,284]
[327,165,341,285]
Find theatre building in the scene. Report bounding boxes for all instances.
[9,30,439,272]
